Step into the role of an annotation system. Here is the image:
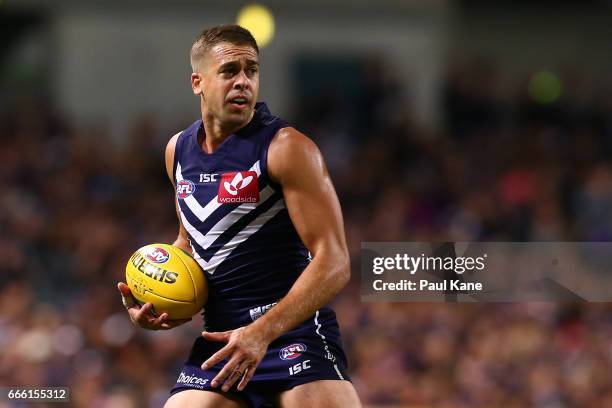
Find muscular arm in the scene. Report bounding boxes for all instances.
[249,127,350,342]
[165,132,192,254]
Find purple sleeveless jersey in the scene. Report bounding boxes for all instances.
[170,103,350,408]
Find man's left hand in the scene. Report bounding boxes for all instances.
[200,326,270,392]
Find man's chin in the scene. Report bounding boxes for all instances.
[226,106,253,120]
[222,108,253,127]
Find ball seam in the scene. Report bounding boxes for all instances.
[168,245,199,316]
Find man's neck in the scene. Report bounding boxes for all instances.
[201,117,232,154]
[199,110,254,154]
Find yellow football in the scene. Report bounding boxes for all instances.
[125,243,207,320]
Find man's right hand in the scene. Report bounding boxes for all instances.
[117,282,191,330]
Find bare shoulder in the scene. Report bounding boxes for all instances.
[165,131,182,183]
[268,127,324,185]
[269,127,318,152]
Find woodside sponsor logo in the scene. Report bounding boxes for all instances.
[218,171,260,203]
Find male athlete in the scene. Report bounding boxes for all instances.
[117,25,361,407]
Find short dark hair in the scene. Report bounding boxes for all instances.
[190,24,259,71]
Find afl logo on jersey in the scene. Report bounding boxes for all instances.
[279,343,307,360]
[145,246,170,264]
[176,179,196,199]
[218,171,260,204]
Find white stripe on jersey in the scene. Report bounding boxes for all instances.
[196,198,286,274]
[175,160,262,224]
[178,205,208,249]
[198,186,275,250]
[176,159,275,260]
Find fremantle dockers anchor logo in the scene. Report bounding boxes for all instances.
[218,171,260,203]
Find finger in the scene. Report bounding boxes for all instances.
[134,303,154,324]
[237,365,254,391]
[149,312,168,328]
[159,318,192,330]
[211,355,242,390]
[122,296,135,309]
[117,283,136,308]
[126,301,144,323]
[222,361,249,392]
[201,344,233,371]
[117,282,132,296]
[202,330,232,343]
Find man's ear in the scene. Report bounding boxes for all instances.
[191,73,203,95]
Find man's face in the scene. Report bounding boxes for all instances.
[192,42,259,128]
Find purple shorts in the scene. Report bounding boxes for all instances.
[170,310,351,408]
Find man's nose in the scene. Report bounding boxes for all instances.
[233,70,249,90]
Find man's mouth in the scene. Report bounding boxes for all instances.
[228,97,249,108]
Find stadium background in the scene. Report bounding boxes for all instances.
[2,0,612,407]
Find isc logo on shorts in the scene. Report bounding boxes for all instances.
[218,171,259,204]
[279,343,307,360]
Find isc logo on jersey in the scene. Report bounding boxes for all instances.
[218,171,260,204]
[176,180,196,199]
[200,173,219,183]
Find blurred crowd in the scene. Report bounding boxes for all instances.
[1,57,612,408]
